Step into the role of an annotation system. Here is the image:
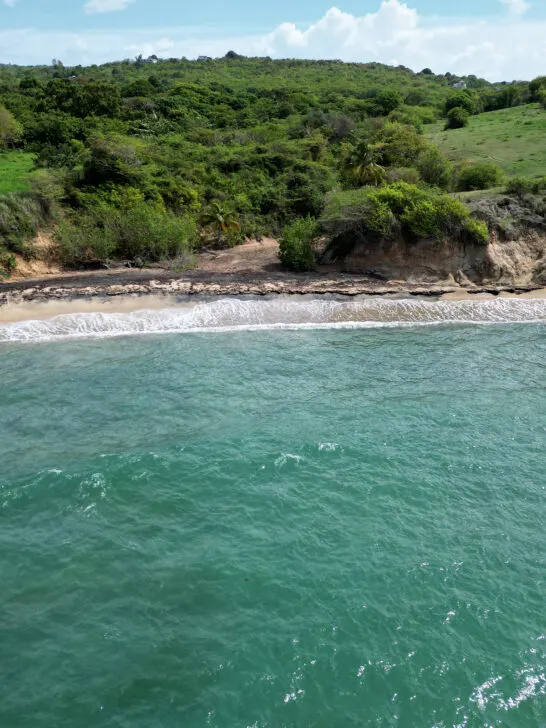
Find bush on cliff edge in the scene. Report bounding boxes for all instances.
[319,182,489,262]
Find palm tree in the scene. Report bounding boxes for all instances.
[200,202,240,247]
[343,141,386,188]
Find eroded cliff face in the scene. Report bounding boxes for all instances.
[340,232,546,286]
[483,232,546,285]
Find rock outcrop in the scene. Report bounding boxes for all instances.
[340,233,546,286]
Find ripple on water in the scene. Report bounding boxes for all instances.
[0,322,544,728]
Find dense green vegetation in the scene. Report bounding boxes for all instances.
[0,55,544,276]
[319,182,488,262]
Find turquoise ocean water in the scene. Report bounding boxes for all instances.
[1,297,545,727]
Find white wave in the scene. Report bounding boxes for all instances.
[0,297,544,343]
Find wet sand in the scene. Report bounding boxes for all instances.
[0,285,545,325]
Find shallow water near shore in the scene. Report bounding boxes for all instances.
[0,293,545,342]
[1,301,545,727]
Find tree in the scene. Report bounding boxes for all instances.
[374,122,426,167]
[0,106,23,148]
[417,147,452,189]
[19,76,40,90]
[445,107,470,130]
[529,76,546,102]
[343,141,386,187]
[41,79,121,118]
[200,202,240,246]
[443,91,476,116]
[366,89,403,116]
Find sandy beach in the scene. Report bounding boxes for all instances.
[1,239,545,323]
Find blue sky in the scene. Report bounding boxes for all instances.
[0,0,545,79]
[1,0,545,29]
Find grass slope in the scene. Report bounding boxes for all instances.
[426,104,546,178]
[0,152,35,195]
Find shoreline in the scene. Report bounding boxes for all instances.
[0,270,544,326]
[1,269,544,308]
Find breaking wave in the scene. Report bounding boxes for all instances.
[0,296,544,343]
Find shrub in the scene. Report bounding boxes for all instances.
[279,216,319,271]
[0,193,46,254]
[459,217,489,246]
[55,216,117,267]
[56,196,199,267]
[417,147,452,189]
[375,122,428,167]
[444,91,476,116]
[81,136,144,188]
[110,204,199,261]
[506,176,546,198]
[456,162,504,191]
[445,107,470,130]
[0,106,23,148]
[529,76,546,102]
[0,250,17,278]
[320,182,489,260]
[386,167,421,185]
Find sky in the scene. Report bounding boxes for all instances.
[0,0,545,80]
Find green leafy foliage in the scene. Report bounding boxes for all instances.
[455,162,504,192]
[505,176,546,198]
[444,91,476,116]
[200,202,241,247]
[279,216,319,272]
[321,182,489,260]
[0,57,538,268]
[529,76,546,102]
[0,193,46,254]
[0,105,23,148]
[416,147,452,189]
[0,250,17,278]
[57,192,199,266]
[445,107,470,130]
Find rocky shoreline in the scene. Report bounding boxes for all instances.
[1,269,544,306]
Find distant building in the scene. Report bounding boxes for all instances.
[197,56,212,62]
[452,81,467,89]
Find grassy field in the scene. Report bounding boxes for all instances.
[0,152,35,195]
[425,104,546,178]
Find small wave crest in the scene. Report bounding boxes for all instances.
[0,297,544,343]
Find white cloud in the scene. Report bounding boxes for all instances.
[2,0,18,6]
[84,0,135,14]
[500,0,531,17]
[252,0,545,80]
[0,1,544,80]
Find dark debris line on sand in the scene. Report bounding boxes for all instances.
[0,269,542,306]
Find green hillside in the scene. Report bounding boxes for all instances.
[426,104,546,178]
[0,151,34,195]
[0,56,544,276]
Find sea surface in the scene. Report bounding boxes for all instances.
[1,296,545,728]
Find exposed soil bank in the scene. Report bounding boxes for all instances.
[2,235,544,308]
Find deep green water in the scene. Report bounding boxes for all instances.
[1,301,545,727]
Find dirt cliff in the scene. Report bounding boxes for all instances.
[340,232,546,286]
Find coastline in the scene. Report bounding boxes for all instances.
[1,268,545,307]
[0,269,544,326]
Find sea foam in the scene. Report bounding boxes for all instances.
[0,297,544,343]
